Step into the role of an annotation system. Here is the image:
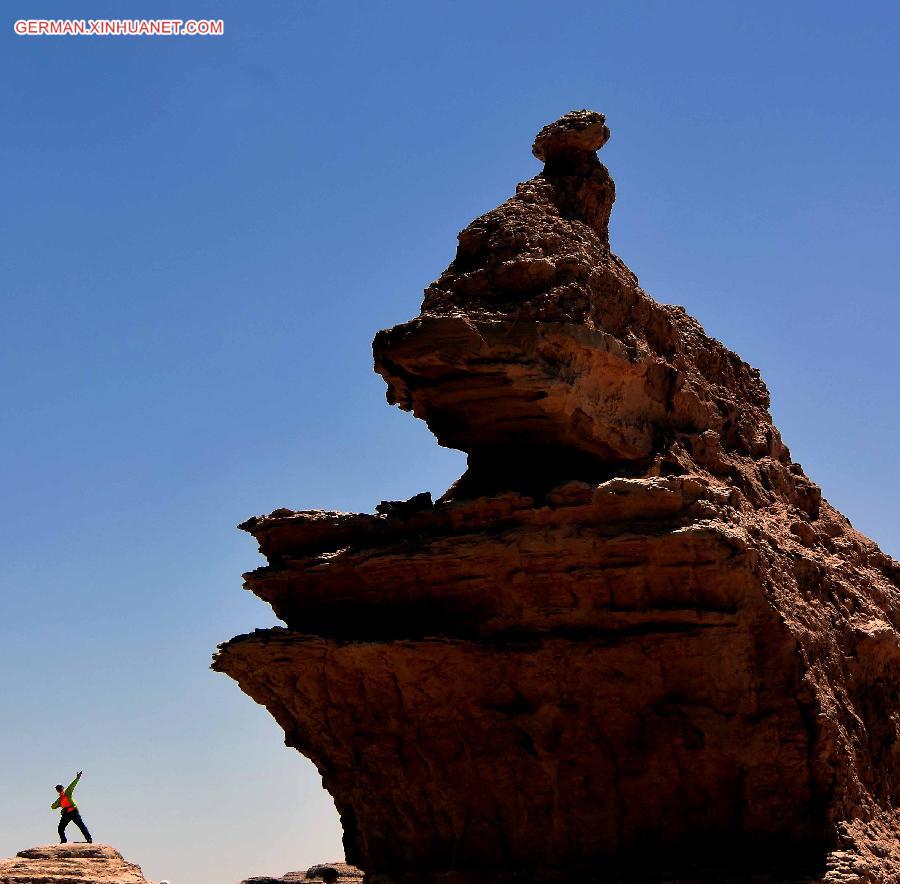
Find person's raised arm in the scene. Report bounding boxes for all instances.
[65,771,82,797]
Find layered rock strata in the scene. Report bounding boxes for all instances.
[0,844,152,884]
[214,111,900,882]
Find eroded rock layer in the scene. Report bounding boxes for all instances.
[0,845,152,884]
[241,861,363,883]
[214,111,900,883]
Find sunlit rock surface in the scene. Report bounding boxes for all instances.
[0,844,152,884]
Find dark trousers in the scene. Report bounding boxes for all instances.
[59,809,92,843]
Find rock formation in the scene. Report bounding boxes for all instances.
[241,862,364,883]
[214,110,900,882]
[0,844,153,884]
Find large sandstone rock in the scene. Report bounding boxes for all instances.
[0,844,153,884]
[214,111,900,882]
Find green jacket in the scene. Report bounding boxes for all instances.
[51,773,81,812]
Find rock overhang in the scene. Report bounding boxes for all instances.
[374,316,660,462]
[229,475,759,642]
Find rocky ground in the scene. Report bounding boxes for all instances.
[0,844,153,884]
[215,110,900,882]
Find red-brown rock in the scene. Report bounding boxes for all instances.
[214,111,900,883]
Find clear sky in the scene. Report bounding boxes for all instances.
[2,2,898,882]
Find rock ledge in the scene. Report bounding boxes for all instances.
[0,844,153,884]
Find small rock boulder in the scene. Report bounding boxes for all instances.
[532,108,610,160]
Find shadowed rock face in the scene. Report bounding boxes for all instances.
[214,111,900,883]
[0,844,153,884]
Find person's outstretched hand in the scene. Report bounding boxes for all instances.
[76,770,83,777]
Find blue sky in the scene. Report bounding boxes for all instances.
[2,2,898,882]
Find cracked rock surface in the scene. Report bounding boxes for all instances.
[214,110,900,883]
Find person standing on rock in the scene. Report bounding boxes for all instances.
[52,771,92,844]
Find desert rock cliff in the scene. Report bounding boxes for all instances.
[214,110,900,883]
